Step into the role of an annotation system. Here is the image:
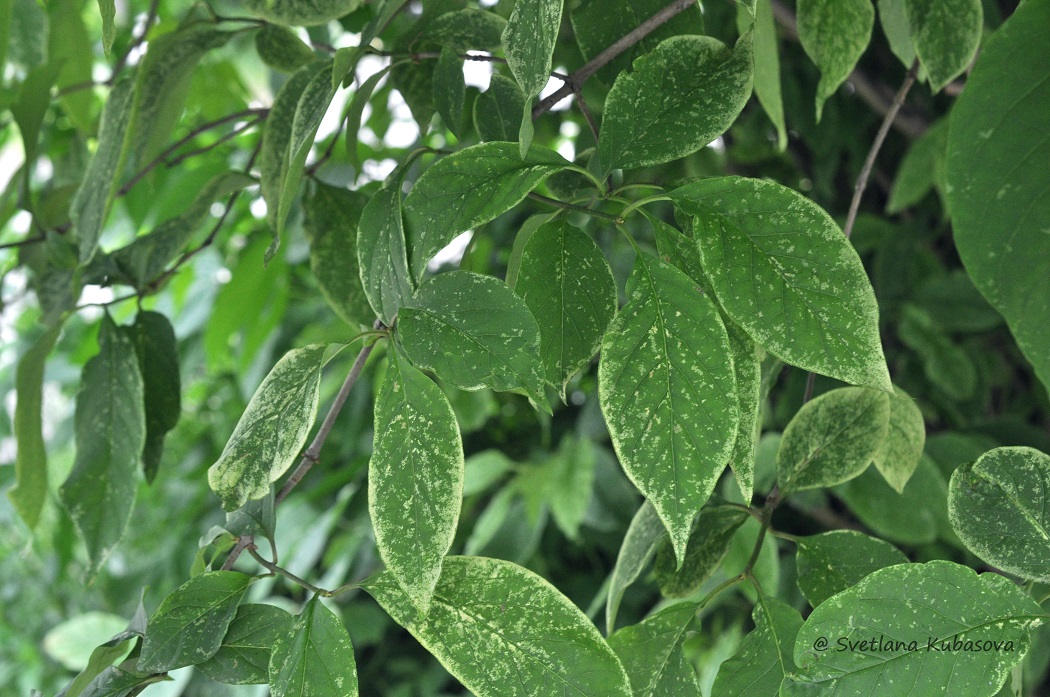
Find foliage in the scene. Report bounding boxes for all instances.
[1,0,1049,695]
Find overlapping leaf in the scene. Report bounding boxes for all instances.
[904,0,982,92]
[871,385,925,492]
[127,311,181,483]
[796,0,873,120]
[304,183,373,327]
[608,602,700,697]
[501,0,562,153]
[653,506,748,598]
[198,604,293,685]
[269,596,358,697]
[713,597,802,697]
[607,502,665,634]
[357,166,414,324]
[795,531,908,607]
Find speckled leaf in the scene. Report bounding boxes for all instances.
[712,597,802,697]
[502,0,562,152]
[403,142,569,282]
[260,62,317,233]
[198,603,293,685]
[304,183,374,327]
[795,531,908,607]
[255,24,315,73]
[872,385,925,493]
[514,221,617,397]
[59,317,145,576]
[96,0,115,55]
[598,252,738,565]
[777,387,890,494]
[597,34,753,174]
[242,0,361,26]
[423,8,506,52]
[207,344,327,511]
[739,0,786,149]
[357,166,414,325]
[608,602,700,697]
[785,561,1042,696]
[138,571,251,672]
[399,271,548,409]
[474,74,526,142]
[671,177,892,392]
[364,556,632,697]
[128,311,181,484]
[433,46,465,137]
[796,0,873,120]
[269,596,358,697]
[949,447,1050,583]
[653,506,748,598]
[904,0,981,92]
[945,0,1050,391]
[607,501,665,634]
[726,321,761,503]
[370,348,464,613]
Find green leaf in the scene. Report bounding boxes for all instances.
[871,385,925,493]
[49,0,96,133]
[463,450,513,496]
[712,596,802,697]
[776,387,890,494]
[96,0,115,55]
[62,600,147,697]
[398,271,548,409]
[887,118,948,213]
[739,0,786,149]
[242,0,361,26]
[653,506,748,598]
[207,344,327,510]
[127,311,181,484]
[12,61,60,197]
[422,8,507,51]
[517,434,597,541]
[269,596,358,697]
[357,167,414,324]
[726,321,761,503]
[671,176,892,392]
[796,0,874,120]
[59,316,145,576]
[607,501,664,634]
[198,603,293,685]
[608,602,700,697]
[402,142,569,282]
[433,46,465,137]
[914,270,1001,334]
[598,252,738,564]
[304,182,374,327]
[224,488,276,549]
[8,0,47,71]
[473,73,526,142]
[949,447,1050,583]
[785,561,1042,696]
[597,34,753,174]
[945,0,1050,391]
[8,323,61,530]
[501,0,562,154]
[878,0,918,70]
[76,667,166,697]
[904,0,982,93]
[514,220,617,397]
[898,304,976,400]
[0,0,10,77]
[72,77,134,263]
[364,556,632,697]
[255,24,316,73]
[138,571,252,672]
[795,531,908,607]
[370,348,464,613]
[344,62,400,168]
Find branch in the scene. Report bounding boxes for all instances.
[109,0,160,83]
[532,0,698,118]
[0,234,46,251]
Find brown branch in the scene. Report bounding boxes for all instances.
[0,234,46,251]
[532,0,698,118]
[574,89,601,144]
[164,117,263,168]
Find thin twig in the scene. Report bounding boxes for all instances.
[574,89,600,143]
[165,117,262,167]
[0,235,46,251]
[527,192,624,223]
[108,0,160,82]
[246,544,330,596]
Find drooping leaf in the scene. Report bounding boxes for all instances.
[712,597,802,697]
[878,0,918,70]
[597,33,753,174]
[949,447,1050,583]
[871,385,925,493]
[421,8,507,51]
[198,604,293,685]
[795,531,908,607]
[607,501,665,634]
[402,142,569,281]
[501,0,562,153]
[11,61,60,197]
[364,556,632,697]
[726,321,761,503]
[75,667,166,697]
[344,62,401,168]
[608,602,701,697]
[207,344,328,510]
[474,73,526,142]
[59,316,145,576]
[370,348,464,613]
[514,220,617,396]
[463,450,514,496]
[904,0,982,93]
[254,24,316,73]
[242,0,361,26]
[598,252,738,564]
[96,0,115,55]
[269,596,358,697]
[653,506,748,598]
[433,46,465,137]
[62,599,148,697]
[357,167,414,325]
[739,0,786,149]
[785,561,1042,696]
[945,0,1050,390]
[671,176,893,392]
[887,118,948,213]
[398,271,548,409]
[138,571,252,672]
[127,311,181,483]
[7,0,47,71]
[776,387,890,494]
[796,0,874,120]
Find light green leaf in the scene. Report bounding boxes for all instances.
[0,0,10,77]
[597,34,753,174]
[62,602,146,697]
[423,8,506,51]
[254,24,315,73]
[304,183,374,327]
[887,118,948,213]
[872,385,925,493]
[474,73,526,142]
[242,0,361,26]
[356,167,414,325]
[207,344,327,511]
[49,0,96,133]
[608,602,700,697]
[198,603,293,685]
[796,0,874,120]
[12,61,60,197]
[399,271,548,409]
[795,531,908,607]
[96,0,115,55]
[127,311,181,484]
[501,0,562,153]
[786,561,1042,696]
[904,0,981,93]
[949,447,1050,583]
[403,142,569,282]
[370,348,464,613]
[44,612,128,671]
[739,0,786,149]
[517,434,596,541]
[514,220,617,396]
[138,571,252,672]
[878,0,917,70]
[712,596,802,697]
[671,176,892,392]
[607,501,664,634]
[945,0,1050,391]
[433,46,465,137]
[344,62,400,168]
[653,506,748,598]
[8,0,47,71]
[59,316,145,576]
[726,321,761,503]
[72,77,134,263]
[269,596,358,697]
[8,323,61,530]
[598,252,738,564]
[463,450,513,496]
[364,556,632,697]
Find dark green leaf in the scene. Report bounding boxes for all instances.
[653,506,748,598]
[607,501,664,634]
[872,385,925,493]
[357,166,414,324]
[344,62,400,168]
[255,24,316,73]
[878,0,917,70]
[422,8,506,51]
[501,0,562,153]
[887,118,948,213]
[712,597,802,697]
[243,0,361,26]
[268,596,359,697]
[198,604,293,685]
[914,270,1001,334]
[224,488,276,549]
[304,182,374,327]
[433,46,465,137]
[128,311,180,483]
[474,73,526,142]
[740,0,786,148]
[76,667,165,697]
[904,0,982,92]
[898,304,977,400]
[796,0,874,120]
[795,531,908,607]
[608,602,700,697]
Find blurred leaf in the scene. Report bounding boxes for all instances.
[95,0,114,55]
[518,434,597,541]
[44,612,128,671]
[269,596,358,697]
[887,118,948,213]
[198,603,293,685]
[243,0,361,26]
[898,304,977,400]
[795,531,908,607]
[255,24,315,73]
[422,8,506,51]
[796,0,874,120]
[462,450,513,496]
[126,311,180,483]
[49,0,95,133]
[12,62,62,195]
[607,501,665,634]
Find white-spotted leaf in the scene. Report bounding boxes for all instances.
[795,531,908,607]
[872,385,925,493]
[796,0,874,120]
[198,603,293,685]
[242,0,361,26]
[904,0,982,93]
